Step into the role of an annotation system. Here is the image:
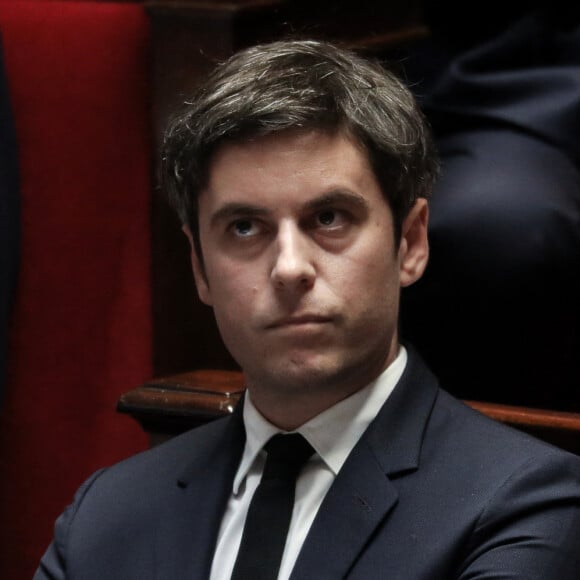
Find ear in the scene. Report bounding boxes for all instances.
[182,225,213,306]
[398,199,429,288]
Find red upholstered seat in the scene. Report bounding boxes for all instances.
[0,2,152,577]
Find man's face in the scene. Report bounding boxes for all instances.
[188,130,428,425]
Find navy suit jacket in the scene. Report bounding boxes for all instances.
[35,348,580,579]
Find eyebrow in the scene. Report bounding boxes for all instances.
[209,189,370,228]
[303,190,370,213]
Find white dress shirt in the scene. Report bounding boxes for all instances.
[209,346,407,580]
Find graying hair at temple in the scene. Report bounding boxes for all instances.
[161,39,440,256]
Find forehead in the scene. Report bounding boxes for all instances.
[200,129,386,212]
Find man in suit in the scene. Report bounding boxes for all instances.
[35,39,580,579]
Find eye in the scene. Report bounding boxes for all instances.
[229,218,263,238]
[317,210,337,226]
[315,209,349,229]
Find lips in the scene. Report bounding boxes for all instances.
[266,314,333,329]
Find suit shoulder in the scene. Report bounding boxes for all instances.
[431,387,580,469]
[87,414,236,491]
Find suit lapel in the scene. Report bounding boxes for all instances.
[290,439,399,580]
[291,347,440,579]
[154,402,246,580]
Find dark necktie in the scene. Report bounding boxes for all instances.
[230,433,315,580]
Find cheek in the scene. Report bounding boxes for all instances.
[205,259,263,314]
[333,233,399,289]
[334,242,401,323]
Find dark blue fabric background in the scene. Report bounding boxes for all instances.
[401,7,580,410]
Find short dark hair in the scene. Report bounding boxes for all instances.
[161,39,439,257]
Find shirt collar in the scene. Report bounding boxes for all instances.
[234,394,282,494]
[234,346,407,493]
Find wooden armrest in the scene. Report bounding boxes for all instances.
[118,370,580,453]
[464,400,580,455]
[117,370,245,444]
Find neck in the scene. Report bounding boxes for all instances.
[245,345,400,430]
[247,387,360,431]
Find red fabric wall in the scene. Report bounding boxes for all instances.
[0,2,152,577]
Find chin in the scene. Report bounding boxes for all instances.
[255,355,358,392]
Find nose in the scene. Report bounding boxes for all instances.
[271,221,316,290]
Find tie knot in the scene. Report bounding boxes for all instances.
[262,433,314,480]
